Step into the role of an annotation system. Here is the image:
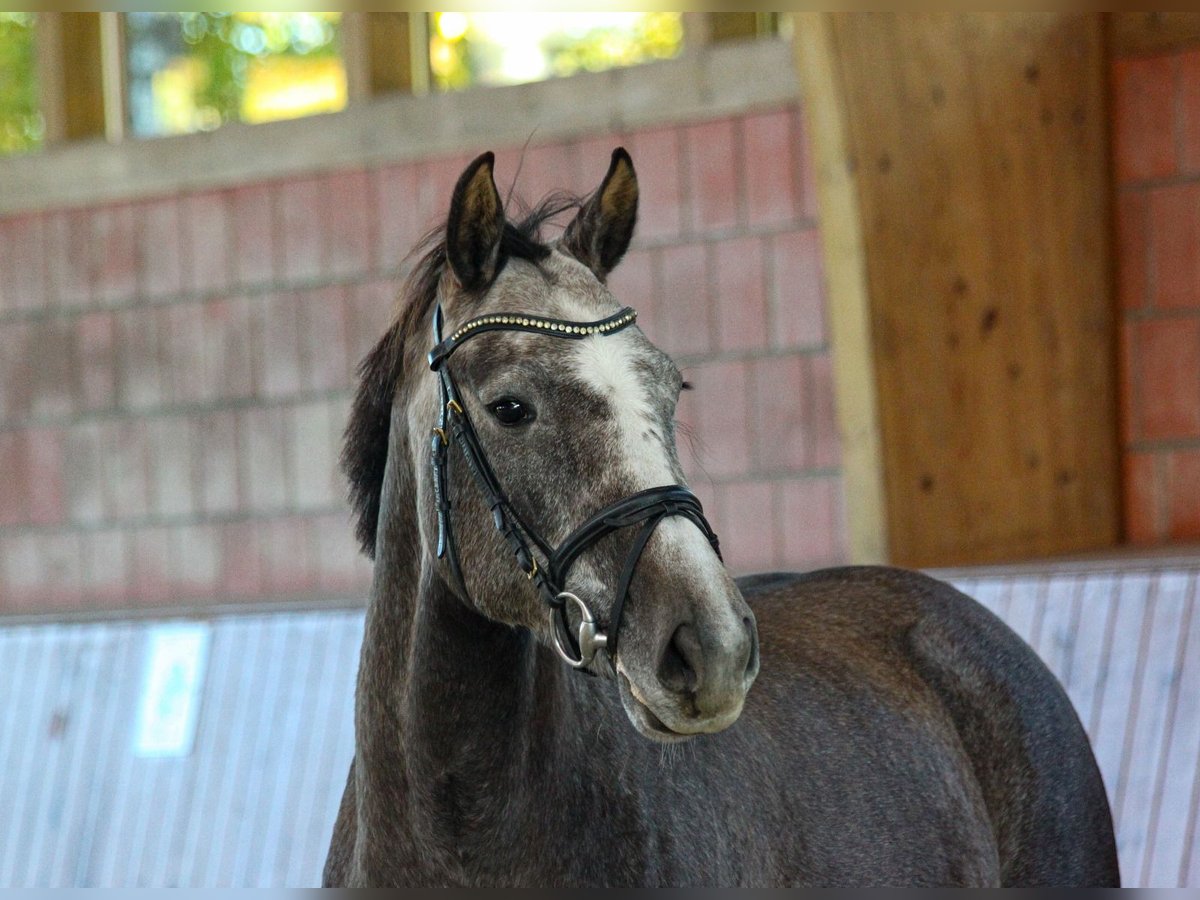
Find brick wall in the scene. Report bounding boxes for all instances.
[1113,48,1200,544]
[0,104,844,616]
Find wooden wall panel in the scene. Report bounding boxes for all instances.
[801,13,1119,567]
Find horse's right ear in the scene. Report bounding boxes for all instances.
[445,152,505,291]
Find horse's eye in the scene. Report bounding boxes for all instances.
[489,397,535,427]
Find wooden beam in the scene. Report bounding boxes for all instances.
[792,13,890,565]
[797,13,1119,568]
[1109,12,1200,58]
[37,12,107,143]
[361,12,427,97]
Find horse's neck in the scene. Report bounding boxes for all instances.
[357,448,573,860]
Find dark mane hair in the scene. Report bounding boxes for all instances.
[341,194,581,558]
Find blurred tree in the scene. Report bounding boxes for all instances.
[0,12,43,155]
[126,12,343,137]
[543,13,682,78]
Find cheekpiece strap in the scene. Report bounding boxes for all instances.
[429,306,637,370]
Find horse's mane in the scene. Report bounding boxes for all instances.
[342,193,582,558]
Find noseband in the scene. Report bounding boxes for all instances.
[427,303,721,670]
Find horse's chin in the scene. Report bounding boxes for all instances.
[617,670,742,744]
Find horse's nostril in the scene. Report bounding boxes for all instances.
[658,623,701,695]
[744,617,760,678]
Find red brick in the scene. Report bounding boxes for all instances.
[146,416,196,518]
[778,474,847,568]
[607,248,658,339]
[714,479,779,573]
[299,285,350,392]
[0,321,34,422]
[259,516,316,595]
[131,525,172,606]
[195,410,241,515]
[64,423,107,524]
[0,434,27,525]
[34,532,84,610]
[809,353,842,469]
[512,141,581,207]
[576,135,630,193]
[686,119,741,232]
[0,218,11,314]
[160,302,208,405]
[1136,318,1200,439]
[182,191,233,294]
[290,399,340,510]
[75,311,116,411]
[231,184,277,286]
[657,244,713,358]
[277,176,326,283]
[749,354,810,474]
[1167,448,1200,540]
[1123,451,1164,544]
[0,533,43,611]
[376,163,422,273]
[1149,182,1200,310]
[255,292,304,399]
[115,307,165,411]
[240,407,291,511]
[169,523,223,597]
[82,528,130,604]
[22,428,66,526]
[313,512,372,594]
[1112,56,1177,183]
[138,199,184,298]
[90,204,138,306]
[325,170,373,279]
[770,229,826,349]
[713,237,768,353]
[677,360,751,478]
[5,214,47,311]
[794,106,819,222]
[101,421,151,520]
[28,318,76,420]
[347,279,397,365]
[1178,50,1200,175]
[1116,190,1150,311]
[416,153,473,238]
[43,209,90,308]
[743,110,798,227]
[222,520,264,599]
[199,295,256,401]
[626,128,685,241]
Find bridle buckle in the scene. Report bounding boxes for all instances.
[551,592,607,669]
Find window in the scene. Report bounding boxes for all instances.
[124,12,346,138]
[429,12,684,90]
[0,12,42,155]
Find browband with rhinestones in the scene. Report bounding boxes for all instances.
[428,306,637,370]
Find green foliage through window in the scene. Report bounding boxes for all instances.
[126,12,345,138]
[0,12,42,156]
[430,12,684,91]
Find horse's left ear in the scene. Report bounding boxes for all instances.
[446,151,506,291]
[562,147,638,281]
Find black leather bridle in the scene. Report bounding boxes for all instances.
[427,303,722,669]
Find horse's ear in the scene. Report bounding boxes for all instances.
[562,147,638,281]
[446,151,505,290]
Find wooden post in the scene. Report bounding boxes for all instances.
[37,12,108,143]
[794,13,1119,567]
[792,13,890,565]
